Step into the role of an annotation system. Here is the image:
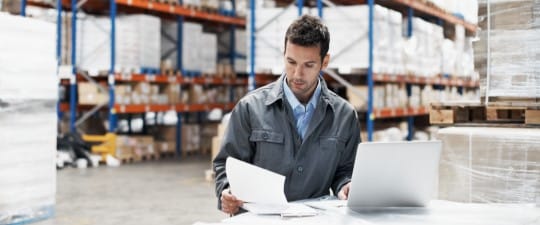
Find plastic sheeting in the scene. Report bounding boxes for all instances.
[475,0,540,98]
[0,13,57,224]
[437,127,540,204]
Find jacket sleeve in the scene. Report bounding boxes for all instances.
[212,100,254,210]
[331,109,361,195]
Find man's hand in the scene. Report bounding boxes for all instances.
[220,189,243,215]
[337,182,351,200]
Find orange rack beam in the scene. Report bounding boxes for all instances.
[392,0,477,33]
[115,0,245,26]
[372,106,429,119]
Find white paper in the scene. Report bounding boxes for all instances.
[226,157,288,205]
[225,157,317,216]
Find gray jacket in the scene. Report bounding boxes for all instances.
[213,74,361,208]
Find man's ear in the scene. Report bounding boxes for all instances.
[322,54,330,69]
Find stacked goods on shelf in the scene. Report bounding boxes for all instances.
[254,5,477,79]
[181,124,201,155]
[251,5,298,74]
[72,14,161,75]
[325,6,404,75]
[0,14,56,224]
[475,0,540,101]
[347,84,479,110]
[116,135,136,161]
[404,18,443,77]
[78,82,109,105]
[116,135,158,161]
[161,21,218,74]
[153,126,177,156]
[437,127,539,203]
[115,83,186,105]
[218,29,248,73]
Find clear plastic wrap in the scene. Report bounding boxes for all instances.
[437,127,540,204]
[74,14,161,74]
[0,14,57,224]
[475,0,540,99]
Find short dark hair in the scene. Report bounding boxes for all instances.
[284,15,330,61]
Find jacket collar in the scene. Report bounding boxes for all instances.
[265,73,335,112]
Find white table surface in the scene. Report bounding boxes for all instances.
[194,200,540,225]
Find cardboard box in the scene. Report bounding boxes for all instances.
[155,126,176,141]
[155,140,176,153]
[78,82,109,105]
[164,84,181,104]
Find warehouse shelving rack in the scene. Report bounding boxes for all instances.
[21,0,246,157]
[248,0,479,141]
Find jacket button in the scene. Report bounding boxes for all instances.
[297,166,303,173]
[262,133,269,140]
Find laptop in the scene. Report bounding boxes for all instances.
[347,141,442,210]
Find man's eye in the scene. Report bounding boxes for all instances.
[306,64,314,68]
[288,61,296,65]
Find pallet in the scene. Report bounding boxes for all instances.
[181,150,200,157]
[141,153,160,161]
[430,102,540,126]
[120,156,136,164]
[160,151,177,159]
[483,96,540,108]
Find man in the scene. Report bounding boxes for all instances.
[213,15,361,215]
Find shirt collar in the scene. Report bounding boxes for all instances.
[283,75,321,111]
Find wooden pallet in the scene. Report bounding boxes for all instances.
[120,156,135,164]
[430,102,540,126]
[160,151,177,159]
[141,153,160,161]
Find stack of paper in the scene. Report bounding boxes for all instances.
[225,157,317,217]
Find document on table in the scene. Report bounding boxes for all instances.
[225,157,317,216]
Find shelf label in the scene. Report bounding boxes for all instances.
[127,0,132,5]
[169,5,174,13]
[148,2,153,9]
[145,105,150,112]
[70,75,76,85]
[120,105,126,113]
[108,76,115,86]
[168,77,176,83]
[147,76,155,82]
[205,77,213,84]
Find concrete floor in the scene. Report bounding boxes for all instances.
[34,156,227,225]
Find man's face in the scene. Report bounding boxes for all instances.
[284,41,329,103]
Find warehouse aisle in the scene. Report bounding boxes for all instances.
[35,156,226,225]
